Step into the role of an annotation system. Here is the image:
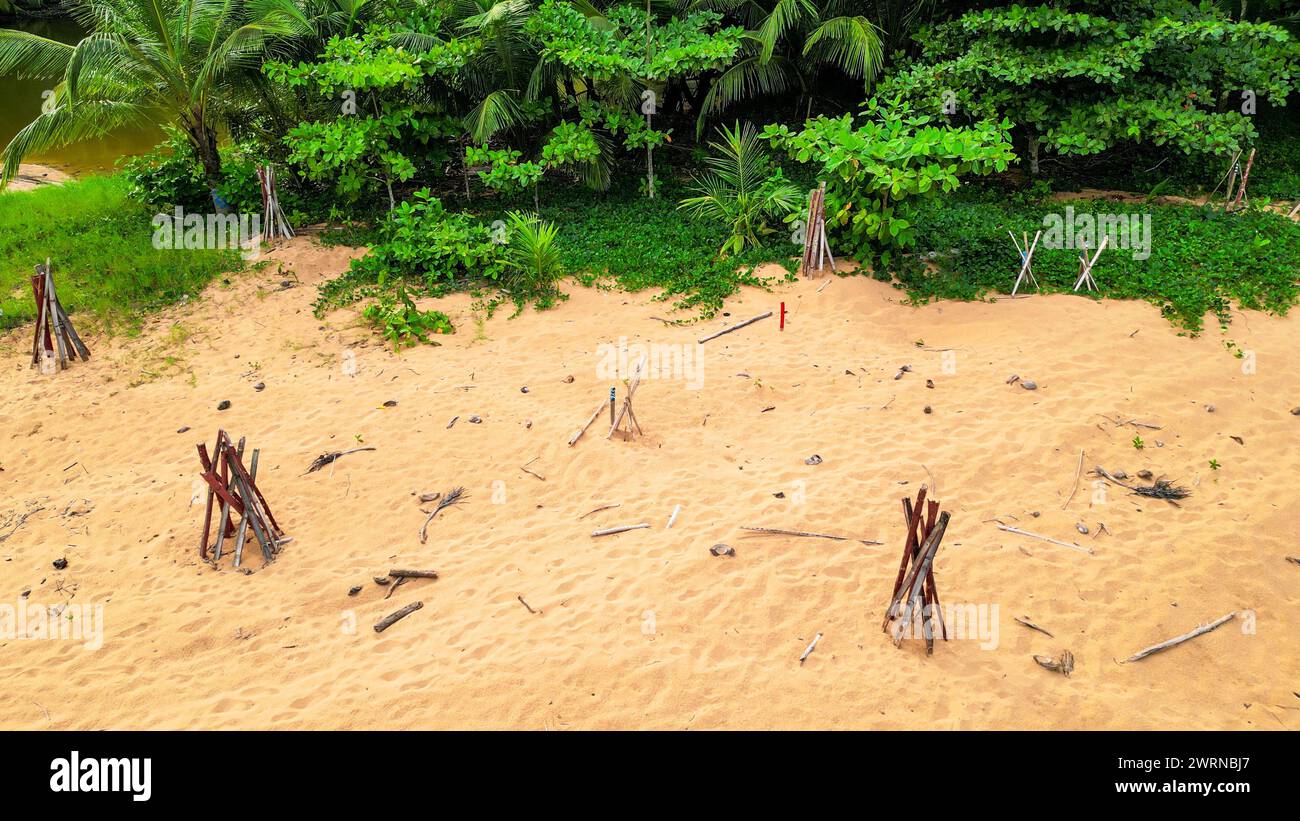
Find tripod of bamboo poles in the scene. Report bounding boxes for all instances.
[801,182,835,277]
[1210,148,1257,212]
[1009,230,1043,296]
[257,165,294,245]
[1073,235,1108,292]
[197,429,288,568]
[882,484,951,655]
[30,258,90,373]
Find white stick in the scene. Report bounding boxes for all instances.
[666,504,682,529]
[1121,611,1238,663]
[591,523,649,537]
[799,632,822,664]
[698,311,773,344]
[995,524,1094,555]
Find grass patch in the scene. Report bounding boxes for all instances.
[0,174,237,333]
[897,188,1300,333]
[543,179,795,319]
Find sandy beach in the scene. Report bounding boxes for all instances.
[1,237,1296,730]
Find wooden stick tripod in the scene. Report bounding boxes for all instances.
[800,182,835,277]
[1073,235,1108,292]
[257,164,294,245]
[883,485,951,654]
[30,258,90,373]
[1009,229,1042,296]
[1223,148,1256,212]
[566,354,649,446]
[197,429,287,568]
[607,354,646,440]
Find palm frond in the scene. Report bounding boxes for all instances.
[696,53,801,138]
[0,29,75,80]
[803,15,884,86]
[464,88,526,143]
[755,0,816,63]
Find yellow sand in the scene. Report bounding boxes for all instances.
[1,238,1296,729]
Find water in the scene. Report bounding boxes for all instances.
[0,15,160,177]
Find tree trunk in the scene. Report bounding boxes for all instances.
[1027,134,1040,176]
[187,117,225,213]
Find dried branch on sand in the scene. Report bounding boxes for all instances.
[419,486,467,543]
[304,447,376,474]
[1121,611,1237,663]
[741,526,881,545]
[1132,479,1190,501]
[1015,616,1055,638]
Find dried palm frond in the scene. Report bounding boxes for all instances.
[1132,479,1190,501]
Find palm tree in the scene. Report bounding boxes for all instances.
[691,0,939,135]
[678,120,800,254]
[0,0,295,197]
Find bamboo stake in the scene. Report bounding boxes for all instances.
[1121,611,1237,663]
[591,523,649,537]
[568,399,605,446]
[666,504,682,529]
[799,632,822,664]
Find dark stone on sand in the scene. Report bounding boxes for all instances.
[217,400,231,411]
[53,558,67,570]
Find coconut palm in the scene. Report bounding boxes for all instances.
[0,0,297,195]
[691,0,940,135]
[678,120,800,254]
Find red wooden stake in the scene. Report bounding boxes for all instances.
[779,301,786,330]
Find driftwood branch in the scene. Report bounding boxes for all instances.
[698,311,773,344]
[996,524,1094,555]
[388,569,439,579]
[1015,616,1055,638]
[374,601,423,633]
[578,503,620,520]
[741,526,881,545]
[1121,611,1237,663]
[568,400,605,446]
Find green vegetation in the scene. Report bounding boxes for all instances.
[551,179,795,319]
[899,188,1300,333]
[0,175,235,332]
[882,3,1299,172]
[1,1,1297,349]
[679,121,801,255]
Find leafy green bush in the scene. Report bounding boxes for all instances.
[362,285,454,350]
[764,97,1015,268]
[316,190,505,310]
[883,2,1299,172]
